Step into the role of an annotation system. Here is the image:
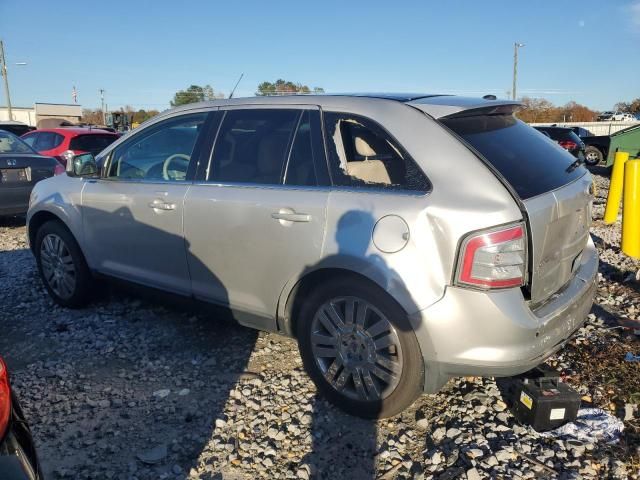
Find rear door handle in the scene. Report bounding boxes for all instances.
[148,199,176,211]
[271,211,311,223]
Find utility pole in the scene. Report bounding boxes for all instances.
[0,40,13,121]
[99,89,105,124]
[512,42,525,101]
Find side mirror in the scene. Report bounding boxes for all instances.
[66,153,98,177]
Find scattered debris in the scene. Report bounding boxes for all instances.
[625,352,640,362]
[537,408,625,444]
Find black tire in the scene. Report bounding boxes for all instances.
[584,146,603,166]
[297,277,424,418]
[35,220,93,308]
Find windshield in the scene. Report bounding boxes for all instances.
[0,130,36,154]
[442,115,587,199]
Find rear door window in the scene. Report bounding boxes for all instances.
[22,133,38,147]
[323,112,429,191]
[284,110,327,187]
[70,134,118,155]
[209,109,299,184]
[442,115,587,200]
[34,132,64,151]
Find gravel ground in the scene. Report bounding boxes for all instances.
[0,168,639,480]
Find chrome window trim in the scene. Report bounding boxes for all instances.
[189,180,431,197]
[91,177,191,186]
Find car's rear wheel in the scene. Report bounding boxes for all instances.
[297,278,423,418]
[35,220,92,308]
[584,146,603,166]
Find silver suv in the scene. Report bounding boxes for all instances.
[27,94,598,418]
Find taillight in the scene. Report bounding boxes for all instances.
[53,162,65,176]
[558,140,578,150]
[456,223,527,289]
[0,357,10,439]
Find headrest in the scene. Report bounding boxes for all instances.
[258,135,286,173]
[354,137,376,157]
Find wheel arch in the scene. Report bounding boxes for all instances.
[28,210,77,253]
[279,267,411,339]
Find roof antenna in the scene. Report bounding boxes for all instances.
[229,73,244,99]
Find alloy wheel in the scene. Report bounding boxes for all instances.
[585,151,600,164]
[40,233,76,300]
[310,296,403,402]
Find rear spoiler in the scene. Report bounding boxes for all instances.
[440,103,521,119]
[407,97,522,119]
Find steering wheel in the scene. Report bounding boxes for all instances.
[162,153,190,181]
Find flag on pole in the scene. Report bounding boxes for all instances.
[72,86,78,103]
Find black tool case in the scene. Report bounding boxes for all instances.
[509,367,581,432]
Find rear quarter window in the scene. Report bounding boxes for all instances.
[70,134,118,154]
[323,111,430,192]
[33,132,64,151]
[442,115,587,199]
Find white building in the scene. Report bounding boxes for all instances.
[0,103,82,127]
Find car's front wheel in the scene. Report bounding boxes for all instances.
[35,220,92,308]
[584,146,603,166]
[297,278,424,418]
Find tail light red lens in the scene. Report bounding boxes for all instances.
[558,140,578,150]
[456,223,527,289]
[0,357,10,439]
[53,162,65,176]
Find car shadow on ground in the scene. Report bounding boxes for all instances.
[1,206,426,479]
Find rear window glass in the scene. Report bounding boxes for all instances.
[442,115,587,199]
[535,128,582,144]
[70,134,118,154]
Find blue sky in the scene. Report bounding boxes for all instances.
[1,0,639,111]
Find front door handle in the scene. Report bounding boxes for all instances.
[271,210,311,223]
[148,199,176,211]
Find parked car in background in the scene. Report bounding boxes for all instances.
[0,130,64,217]
[568,126,593,138]
[597,111,636,122]
[0,121,35,137]
[0,356,42,479]
[567,127,611,166]
[533,126,590,163]
[21,127,119,165]
[616,113,636,122]
[27,94,597,418]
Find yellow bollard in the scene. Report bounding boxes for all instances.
[622,159,640,259]
[604,151,629,224]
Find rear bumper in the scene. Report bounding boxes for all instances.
[0,187,32,216]
[413,235,598,393]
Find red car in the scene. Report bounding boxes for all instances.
[21,127,119,165]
